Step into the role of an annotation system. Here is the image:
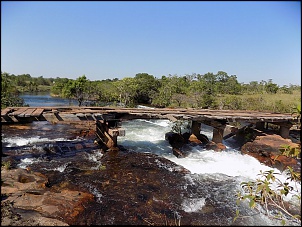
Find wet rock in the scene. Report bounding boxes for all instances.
[166,132,211,157]
[172,147,187,158]
[165,132,186,149]
[188,134,202,144]
[192,133,210,144]
[205,141,227,152]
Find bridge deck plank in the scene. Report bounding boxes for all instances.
[1,106,298,124]
[31,108,45,117]
[8,108,29,116]
[21,108,38,117]
[1,107,12,116]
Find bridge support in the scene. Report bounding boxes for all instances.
[212,125,226,143]
[191,120,227,144]
[191,121,202,138]
[95,120,125,150]
[256,122,266,130]
[278,122,292,139]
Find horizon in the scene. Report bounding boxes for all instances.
[1,1,301,86]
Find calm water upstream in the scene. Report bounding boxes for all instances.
[1,94,300,225]
[20,92,78,106]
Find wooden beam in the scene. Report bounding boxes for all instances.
[8,108,29,116]
[31,108,45,117]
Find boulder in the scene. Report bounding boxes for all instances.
[241,134,300,171]
[205,141,227,152]
[1,168,94,225]
[188,133,209,144]
[165,132,186,149]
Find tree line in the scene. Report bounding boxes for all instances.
[1,71,301,112]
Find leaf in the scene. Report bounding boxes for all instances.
[281,219,286,226]
[249,199,256,209]
[236,199,241,206]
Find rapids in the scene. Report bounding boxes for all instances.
[1,119,300,225]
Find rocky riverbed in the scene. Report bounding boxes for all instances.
[1,124,301,226]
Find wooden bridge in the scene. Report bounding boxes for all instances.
[1,106,299,149]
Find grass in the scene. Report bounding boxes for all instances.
[218,90,301,113]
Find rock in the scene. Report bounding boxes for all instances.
[188,134,201,144]
[165,132,186,149]
[1,199,69,226]
[1,168,94,225]
[172,148,187,158]
[205,141,226,152]
[241,134,300,171]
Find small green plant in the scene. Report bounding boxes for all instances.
[279,144,301,159]
[1,160,11,170]
[291,104,301,127]
[171,120,190,134]
[98,164,106,171]
[234,144,301,225]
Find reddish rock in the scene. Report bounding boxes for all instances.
[241,134,300,171]
[188,134,202,144]
[270,154,298,170]
[1,168,94,225]
[172,148,187,158]
[205,141,226,152]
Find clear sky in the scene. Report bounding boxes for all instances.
[1,1,301,86]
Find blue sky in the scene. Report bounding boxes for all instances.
[1,1,301,86]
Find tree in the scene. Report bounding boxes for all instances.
[1,72,27,108]
[51,78,71,96]
[114,77,138,107]
[151,74,188,107]
[70,75,89,106]
[265,79,279,94]
[199,72,218,108]
[133,73,159,104]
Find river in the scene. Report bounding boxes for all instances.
[1,93,301,225]
[20,92,78,107]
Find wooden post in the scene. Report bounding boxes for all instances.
[279,123,292,139]
[95,120,116,149]
[191,121,201,137]
[212,125,226,143]
[256,122,265,130]
[95,120,124,150]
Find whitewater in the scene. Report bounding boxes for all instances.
[2,119,300,225]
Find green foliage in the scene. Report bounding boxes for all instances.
[291,104,301,126]
[265,80,279,94]
[235,144,301,225]
[171,120,190,134]
[1,72,28,108]
[114,77,138,107]
[2,71,301,112]
[51,77,70,96]
[1,160,11,170]
[133,73,159,104]
[220,95,243,110]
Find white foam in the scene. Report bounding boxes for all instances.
[17,157,40,169]
[3,136,72,147]
[53,163,69,172]
[181,198,206,212]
